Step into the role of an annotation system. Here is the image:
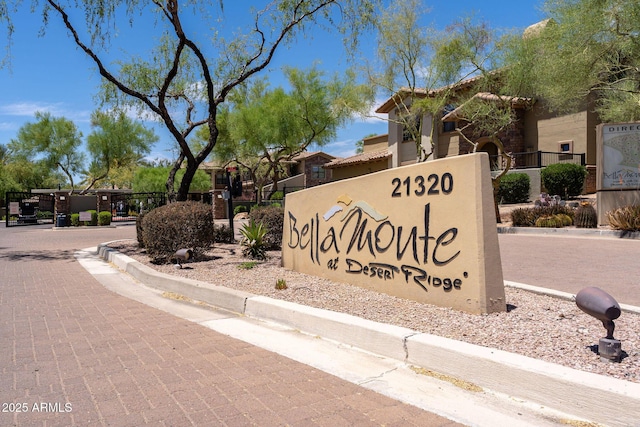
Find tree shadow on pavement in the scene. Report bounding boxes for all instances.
[0,249,77,261]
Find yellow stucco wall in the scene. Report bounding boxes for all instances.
[330,160,389,181]
[282,153,506,314]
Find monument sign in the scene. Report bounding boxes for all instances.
[282,153,505,314]
[596,123,640,224]
[599,123,640,190]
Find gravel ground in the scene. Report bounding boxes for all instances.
[107,240,640,384]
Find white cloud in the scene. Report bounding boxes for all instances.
[0,122,17,131]
[0,102,91,123]
[0,102,64,116]
[357,95,389,124]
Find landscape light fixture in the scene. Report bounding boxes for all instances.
[173,248,193,269]
[575,287,622,362]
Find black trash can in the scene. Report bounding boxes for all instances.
[56,213,67,227]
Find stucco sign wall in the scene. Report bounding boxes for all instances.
[282,153,505,314]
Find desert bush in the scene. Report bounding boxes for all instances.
[136,212,146,247]
[510,205,575,227]
[541,163,588,199]
[606,205,640,231]
[98,211,112,226]
[498,173,530,204]
[240,220,267,260]
[574,202,597,228]
[249,205,284,249]
[213,224,235,243]
[70,213,80,227]
[141,201,214,263]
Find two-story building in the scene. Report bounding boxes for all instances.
[326,76,598,199]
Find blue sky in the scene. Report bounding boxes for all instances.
[0,1,546,163]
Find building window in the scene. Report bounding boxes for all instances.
[311,165,325,179]
[442,104,456,133]
[215,173,227,186]
[402,113,421,142]
[558,140,573,153]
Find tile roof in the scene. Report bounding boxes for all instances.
[375,71,502,114]
[324,148,392,168]
[441,92,534,122]
[291,151,336,161]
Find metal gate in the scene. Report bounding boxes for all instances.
[109,192,166,222]
[5,192,55,227]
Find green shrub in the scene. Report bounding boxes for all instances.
[270,190,284,200]
[510,205,575,227]
[98,211,112,226]
[249,205,284,249]
[141,201,214,263]
[535,215,563,228]
[82,210,98,226]
[233,205,248,216]
[574,202,597,228]
[240,220,267,260]
[606,205,640,231]
[237,261,259,270]
[498,173,530,204]
[556,213,573,226]
[37,210,53,219]
[541,163,588,199]
[213,224,235,243]
[70,213,80,227]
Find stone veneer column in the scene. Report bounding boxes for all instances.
[54,191,71,226]
[96,191,111,214]
[210,189,227,219]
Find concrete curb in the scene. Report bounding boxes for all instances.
[497,225,640,239]
[96,243,640,427]
[97,245,253,314]
[505,280,640,315]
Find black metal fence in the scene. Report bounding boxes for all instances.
[5,192,55,227]
[110,192,167,222]
[489,151,586,170]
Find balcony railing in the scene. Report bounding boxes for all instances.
[489,151,586,170]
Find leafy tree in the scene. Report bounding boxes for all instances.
[8,111,84,194]
[3,157,67,192]
[505,0,640,122]
[132,166,210,193]
[81,111,157,193]
[364,0,434,161]
[367,0,523,221]
[3,1,378,201]
[209,66,368,200]
[428,18,534,222]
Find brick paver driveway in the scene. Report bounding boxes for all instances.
[0,224,459,426]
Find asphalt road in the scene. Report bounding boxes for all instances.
[498,233,640,307]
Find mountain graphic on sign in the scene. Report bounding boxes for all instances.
[322,194,387,222]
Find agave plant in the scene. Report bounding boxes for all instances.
[239,220,268,260]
